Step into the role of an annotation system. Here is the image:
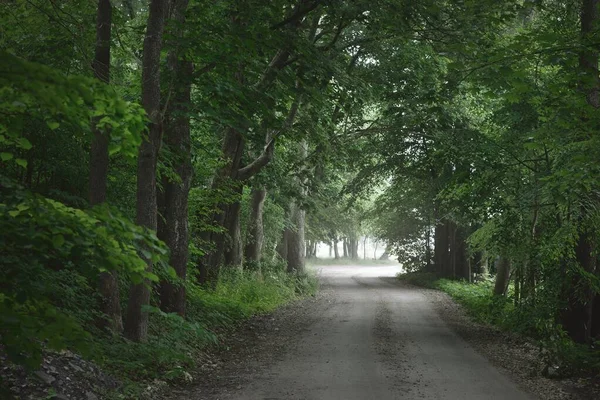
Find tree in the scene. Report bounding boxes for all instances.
[89,0,123,333]
[157,0,193,317]
[124,0,171,342]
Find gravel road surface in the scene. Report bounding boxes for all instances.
[194,264,534,400]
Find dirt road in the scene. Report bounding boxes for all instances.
[188,264,535,400]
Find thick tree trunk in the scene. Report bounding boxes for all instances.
[244,186,267,263]
[343,238,348,257]
[451,225,469,280]
[333,239,340,259]
[379,246,389,260]
[561,0,600,345]
[124,0,169,342]
[198,127,245,284]
[276,228,289,261]
[158,0,192,317]
[223,194,243,268]
[493,256,511,296]
[349,234,359,260]
[434,218,451,277]
[90,0,122,333]
[286,202,305,273]
[563,229,597,343]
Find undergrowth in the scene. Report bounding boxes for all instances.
[94,261,318,398]
[397,271,600,377]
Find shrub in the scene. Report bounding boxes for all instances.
[0,178,168,368]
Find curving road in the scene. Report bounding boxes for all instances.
[210,264,533,400]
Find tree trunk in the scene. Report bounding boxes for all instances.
[158,0,192,317]
[561,0,599,345]
[379,246,389,260]
[124,0,169,342]
[89,0,123,334]
[333,239,340,259]
[276,228,289,261]
[493,256,511,296]
[434,219,452,278]
[363,237,367,260]
[343,238,348,258]
[286,202,305,273]
[223,194,243,268]
[198,127,245,284]
[244,185,267,263]
[286,139,307,273]
[452,225,469,280]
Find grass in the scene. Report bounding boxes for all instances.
[397,271,600,376]
[95,262,318,398]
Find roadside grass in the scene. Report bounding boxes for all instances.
[397,271,600,377]
[94,261,318,398]
[308,257,398,266]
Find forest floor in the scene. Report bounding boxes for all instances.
[166,263,600,400]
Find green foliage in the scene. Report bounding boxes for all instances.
[93,260,317,397]
[0,178,168,368]
[0,51,146,165]
[399,272,600,375]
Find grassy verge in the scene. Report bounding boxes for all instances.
[397,271,600,376]
[95,262,318,398]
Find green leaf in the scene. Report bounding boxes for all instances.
[52,234,65,248]
[146,272,160,282]
[47,121,60,130]
[1,152,13,161]
[16,138,32,150]
[15,159,27,169]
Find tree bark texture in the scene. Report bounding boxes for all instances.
[286,201,306,273]
[449,223,469,280]
[223,197,243,268]
[434,218,451,277]
[379,246,389,260]
[89,0,123,333]
[124,0,169,342]
[158,0,192,317]
[244,186,267,262]
[493,256,511,296]
[561,0,600,344]
[333,239,340,259]
[198,127,245,284]
[276,228,289,261]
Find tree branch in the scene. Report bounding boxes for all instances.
[238,95,302,181]
[270,0,321,30]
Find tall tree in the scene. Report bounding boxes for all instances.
[89,0,123,333]
[124,0,170,342]
[157,0,192,316]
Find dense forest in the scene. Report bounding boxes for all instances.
[2,0,600,398]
